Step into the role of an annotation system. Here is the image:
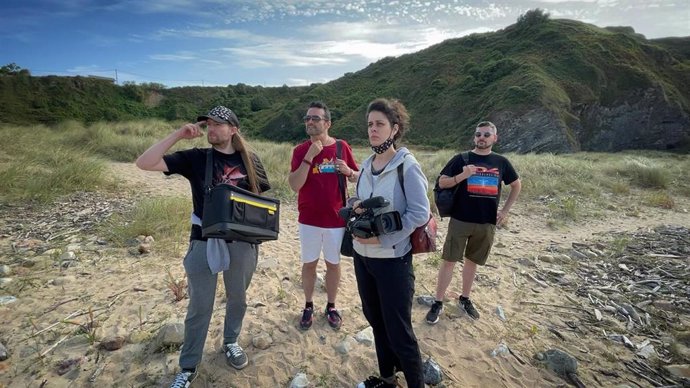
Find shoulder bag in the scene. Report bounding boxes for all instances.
[397,157,437,254]
[433,151,469,218]
[201,149,280,244]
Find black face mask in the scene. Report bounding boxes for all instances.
[371,136,394,154]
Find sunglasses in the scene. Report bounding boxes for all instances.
[475,132,493,138]
[303,115,327,122]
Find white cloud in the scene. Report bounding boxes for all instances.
[284,77,329,86]
[150,53,198,61]
[531,0,597,2]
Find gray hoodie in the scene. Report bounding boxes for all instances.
[351,147,430,258]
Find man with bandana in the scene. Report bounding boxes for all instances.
[288,101,359,331]
[136,106,271,387]
[425,121,521,325]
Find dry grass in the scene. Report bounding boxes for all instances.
[2,121,688,230]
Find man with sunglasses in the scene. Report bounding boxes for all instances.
[425,121,521,324]
[289,101,359,331]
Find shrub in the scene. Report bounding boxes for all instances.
[517,9,550,28]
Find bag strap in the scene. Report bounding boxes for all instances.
[438,150,471,188]
[397,153,408,197]
[336,139,346,207]
[459,151,470,166]
[204,148,214,195]
[398,154,432,228]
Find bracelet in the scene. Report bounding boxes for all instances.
[302,159,311,166]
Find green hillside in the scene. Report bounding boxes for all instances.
[1,10,688,153]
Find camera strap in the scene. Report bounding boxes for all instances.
[336,139,346,207]
[204,148,214,195]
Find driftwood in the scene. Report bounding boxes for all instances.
[525,272,549,287]
[39,334,70,357]
[507,345,527,365]
[25,310,85,341]
[44,297,80,314]
[520,300,593,316]
[89,359,109,382]
[626,359,678,386]
[548,327,566,341]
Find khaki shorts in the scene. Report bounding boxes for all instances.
[441,218,496,265]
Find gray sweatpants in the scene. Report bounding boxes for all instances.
[179,239,258,370]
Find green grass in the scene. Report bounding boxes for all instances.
[103,196,190,250]
[2,121,689,238]
[0,124,113,202]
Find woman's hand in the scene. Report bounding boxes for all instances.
[355,236,380,244]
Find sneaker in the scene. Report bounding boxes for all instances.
[299,307,314,330]
[169,369,198,388]
[325,306,342,330]
[460,297,480,319]
[356,375,398,388]
[425,301,443,325]
[222,343,248,370]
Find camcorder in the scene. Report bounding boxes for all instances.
[339,196,402,239]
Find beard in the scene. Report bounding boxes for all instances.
[475,142,492,150]
[208,133,230,148]
[306,125,324,136]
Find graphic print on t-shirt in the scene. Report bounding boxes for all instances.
[314,157,337,174]
[467,166,500,196]
[216,165,246,186]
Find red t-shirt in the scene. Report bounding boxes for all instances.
[290,140,359,228]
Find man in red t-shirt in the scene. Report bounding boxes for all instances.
[289,101,359,331]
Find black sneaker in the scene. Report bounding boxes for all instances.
[425,301,443,325]
[169,369,198,388]
[299,307,313,330]
[460,297,480,319]
[325,306,342,330]
[222,343,248,370]
[356,376,398,388]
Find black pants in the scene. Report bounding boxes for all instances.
[353,251,424,388]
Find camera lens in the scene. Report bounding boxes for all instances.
[374,212,403,234]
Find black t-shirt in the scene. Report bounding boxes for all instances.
[440,151,518,225]
[163,148,271,221]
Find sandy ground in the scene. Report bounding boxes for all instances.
[0,161,688,388]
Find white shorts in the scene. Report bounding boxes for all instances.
[298,223,346,264]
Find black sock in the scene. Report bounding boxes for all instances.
[459,295,469,302]
[305,301,314,309]
[434,301,443,306]
[326,302,335,310]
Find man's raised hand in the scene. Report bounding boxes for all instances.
[178,122,205,139]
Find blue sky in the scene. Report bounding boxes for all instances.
[1,0,688,88]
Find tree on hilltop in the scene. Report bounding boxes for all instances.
[1,63,30,76]
[517,9,550,28]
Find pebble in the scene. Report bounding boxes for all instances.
[0,342,8,361]
[416,295,435,307]
[0,296,17,305]
[495,305,507,322]
[290,372,309,388]
[423,357,443,385]
[252,332,273,350]
[491,343,509,357]
[534,348,578,379]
